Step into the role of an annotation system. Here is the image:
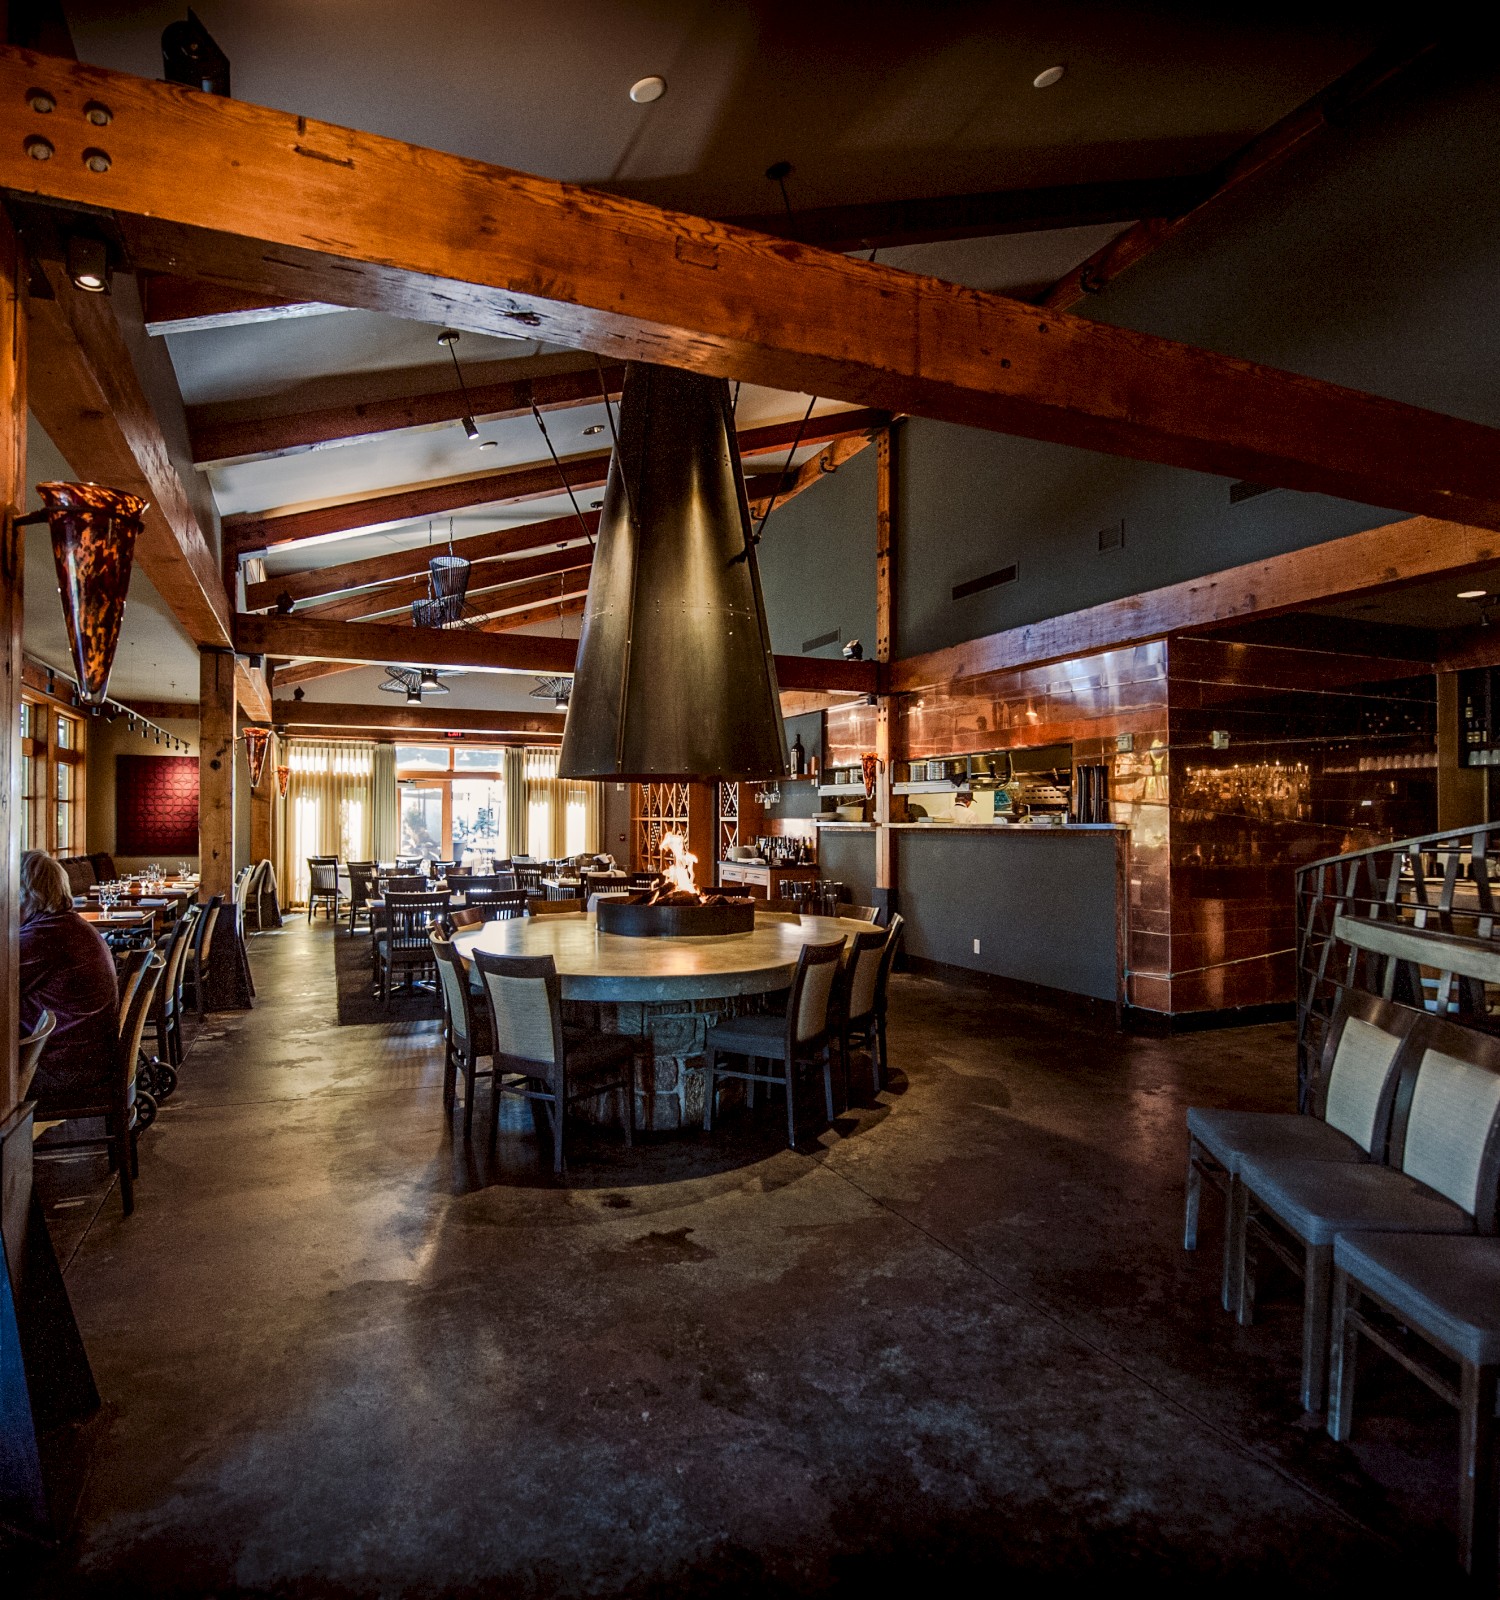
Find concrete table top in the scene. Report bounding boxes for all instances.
[451,911,877,1003]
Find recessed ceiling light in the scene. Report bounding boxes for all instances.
[477,439,498,450]
[629,75,666,104]
[583,423,604,436]
[590,499,604,510]
[1458,589,1488,600]
[1033,65,1066,89]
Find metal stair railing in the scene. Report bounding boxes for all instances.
[1295,821,1500,1104]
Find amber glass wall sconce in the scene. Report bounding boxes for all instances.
[275,765,291,798]
[18,481,148,706]
[243,726,271,788]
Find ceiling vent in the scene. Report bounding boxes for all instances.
[952,563,1018,602]
[801,627,841,653]
[1229,480,1276,505]
[1097,519,1124,553]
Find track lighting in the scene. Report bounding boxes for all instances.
[462,414,479,442]
[66,234,110,293]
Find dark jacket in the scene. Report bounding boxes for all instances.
[20,909,122,1106]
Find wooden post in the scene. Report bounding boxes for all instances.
[0,210,24,1121]
[248,759,271,867]
[198,647,236,899]
[874,427,896,909]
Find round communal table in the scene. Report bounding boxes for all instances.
[451,910,877,1131]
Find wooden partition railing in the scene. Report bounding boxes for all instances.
[1295,822,1500,1104]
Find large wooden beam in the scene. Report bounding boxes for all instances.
[235,658,271,721]
[24,258,232,646]
[1039,31,1443,311]
[141,272,341,336]
[270,701,565,736]
[5,53,1494,531]
[724,173,1208,255]
[312,564,592,627]
[223,408,886,558]
[239,610,878,694]
[192,361,626,467]
[890,513,1498,692]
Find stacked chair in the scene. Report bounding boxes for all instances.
[1185,987,1500,1579]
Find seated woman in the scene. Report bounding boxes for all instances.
[18,849,123,1108]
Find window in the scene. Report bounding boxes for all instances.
[19,692,84,856]
[394,745,509,860]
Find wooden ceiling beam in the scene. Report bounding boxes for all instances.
[24,258,233,647]
[244,511,596,611]
[724,173,1209,255]
[299,545,591,622]
[235,658,271,721]
[890,513,1499,693]
[268,701,565,736]
[222,408,886,558]
[5,54,1492,532]
[238,610,878,694]
[140,272,342,335]
[1039,30,1444,311]
[191,360,627,467]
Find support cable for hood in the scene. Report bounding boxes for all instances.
[529,400,596,548]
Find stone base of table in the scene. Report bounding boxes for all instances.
[563,995,762,1131]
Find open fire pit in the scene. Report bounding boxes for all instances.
[597,831,755,937]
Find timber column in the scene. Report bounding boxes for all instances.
[199,647,237,899]
[874,426,897,916]
[0,208,23,1120]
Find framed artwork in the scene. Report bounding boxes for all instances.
[116,755,199,855]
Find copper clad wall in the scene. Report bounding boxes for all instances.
[558,364,788,783]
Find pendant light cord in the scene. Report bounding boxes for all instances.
[444,336,478,420]
[530,400,596,548]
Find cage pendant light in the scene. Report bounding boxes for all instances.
[558,363,787,782]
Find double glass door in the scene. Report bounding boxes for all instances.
[398,777,506,860]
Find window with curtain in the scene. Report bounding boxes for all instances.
[279,740,376,904]
[524,747,600,859]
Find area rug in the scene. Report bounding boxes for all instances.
[333,931,443,1025]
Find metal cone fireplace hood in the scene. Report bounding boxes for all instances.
[558,364,788,782]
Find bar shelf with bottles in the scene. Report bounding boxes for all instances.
[1461,666,1500,766]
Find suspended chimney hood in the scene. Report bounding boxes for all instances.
[558,363,789,783]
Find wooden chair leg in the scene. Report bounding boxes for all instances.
[620,1072,634,1148]
[746,1057,756,1110]
[1183,1145,1202,1251]
[462,1055,476,1136]
[785,1058,797,1149]
[876,1014,889,1087]
[116,1119,135,1216]
[1301,1243,1334,1415]
[1221,1174,1243,1314]
[1458,1361,1499,1580]
[703,1051,717,1131]
[1326,1268,1359,1443]
[822,1046,835,1122]
[552,1097,564,1175]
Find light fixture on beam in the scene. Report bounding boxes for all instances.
[65,234,109,293]
[438,329,494,448]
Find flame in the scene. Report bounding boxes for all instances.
[660,831,698,895]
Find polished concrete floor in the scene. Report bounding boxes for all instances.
[6,920,1475,1596]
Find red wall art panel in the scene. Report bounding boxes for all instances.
[116,755,200,855]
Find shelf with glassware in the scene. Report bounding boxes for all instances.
[883,742,1080,827]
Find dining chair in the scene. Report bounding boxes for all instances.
[530,898,585,916]
[379,874,426,895]
[153,903,200,1071]
[463,888,528,922]
[395,857,423,872]
[32,948,165,1217]
[346,862,378,934]
[19,1009,56,1100]
[841,903,884,926]
[306,856,342,921]
[1185,987,1420,1314]
[836,928,888,1101]
[375,892,451,1006]
[472,949,637,1173]
[181,896,223,1021]
[627,871,662,891]
[432,932,494,1135]
[1328,1232,1500,1579]
[515,865,544,896]
[703,939,845,1148]
[1236,1010,1500,1414]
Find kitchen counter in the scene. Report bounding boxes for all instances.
[887,821,1125,833]
[718,859,820,897]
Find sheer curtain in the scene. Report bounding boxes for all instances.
[504,747,528,857]
[276,740,376,904]
[523,747,601,859]
[371,743,399,863]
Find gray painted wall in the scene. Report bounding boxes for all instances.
[757,445,877,661]
[818,828,876,909]
[895,830,1121,1002]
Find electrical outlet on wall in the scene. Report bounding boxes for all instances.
[973,938,981,955]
